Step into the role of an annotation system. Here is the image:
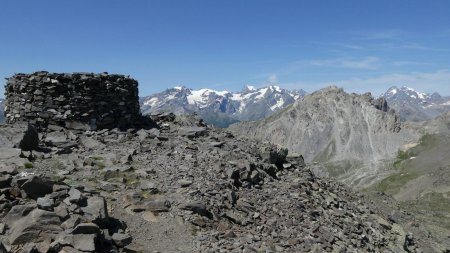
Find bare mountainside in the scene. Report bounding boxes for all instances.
[230,86,421,188]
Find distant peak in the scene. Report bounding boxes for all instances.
[387,86,398,91]
[321,85,343,92]
[245,85,256,91]
[168,86,188,91]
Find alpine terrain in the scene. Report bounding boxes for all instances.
[0,72,432,252]
[369,112,450,251]
[230,86,421,188]
[381,86,450,122]
[140,85,307,127]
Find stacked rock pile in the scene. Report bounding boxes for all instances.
[3,71,141,130]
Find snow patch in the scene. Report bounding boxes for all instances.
[246,85,256,91]
[270,97,285,111]
[144,97,159,106]
[255,88,268,100]
[271,85,281,92]
[166,94,176,100]
[231,93,243,101]
[186,89,229,108]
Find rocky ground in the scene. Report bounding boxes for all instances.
[0,113,426,252]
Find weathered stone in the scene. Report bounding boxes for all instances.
[259,146,288,165]
[20,176,54,199]
[81,196,108,224]
[44,131,68,146]
[54,234,97,252]
[4,204,37,227]
[68,187,82,204]
[179,201,212,218]
[9,209,62,245]
[37,196,55,211]
[112,232,132,247]
[71,223,100,235]
[143,199,170,212]
[61,215,82,230]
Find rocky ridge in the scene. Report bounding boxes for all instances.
[140,85,307,127]
[0,112,424,252]
[230,86,421,188]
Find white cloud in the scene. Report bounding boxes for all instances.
[361,30,404,40]
[391,61,432,67]
[282,69,450,96]
[268,74,278,84]
[309,56,380,70]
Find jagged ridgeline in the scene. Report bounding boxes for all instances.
[0,74,425,252]
[3,71,141,130]
[230,86,421,188]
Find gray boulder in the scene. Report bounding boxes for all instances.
[4,204,36,227]
[8,209,62,245]
[112,232,132,247]
[259,146,288,165]
[20,176,54,199]
[81,196,108,224]
[37,196,55,211]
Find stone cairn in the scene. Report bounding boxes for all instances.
[3,71,141,130]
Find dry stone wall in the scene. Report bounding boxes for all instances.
[3,71,141,130]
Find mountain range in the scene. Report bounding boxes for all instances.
[140,85,307,127]
[382,86,450,122]
[1,85,450,126]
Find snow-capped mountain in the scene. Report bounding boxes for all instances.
[141,85,307,127]
[381,86,450,122]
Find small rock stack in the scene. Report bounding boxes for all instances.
[3,71,141,130]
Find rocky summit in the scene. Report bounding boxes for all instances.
[0,110,426,252]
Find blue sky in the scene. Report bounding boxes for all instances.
[1,0,450,96]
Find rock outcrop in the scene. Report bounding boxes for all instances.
[3,71,141,130]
